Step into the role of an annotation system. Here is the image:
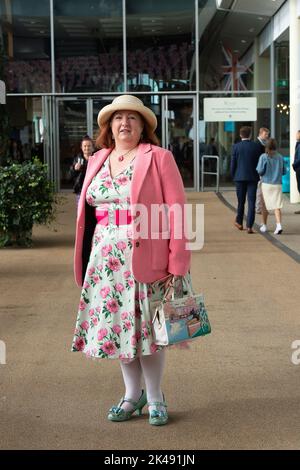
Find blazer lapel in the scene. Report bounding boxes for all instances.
[131,143,152,204]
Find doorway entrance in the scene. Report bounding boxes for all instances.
[55,95,197,190]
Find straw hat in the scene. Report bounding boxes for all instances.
[97,95,157,132]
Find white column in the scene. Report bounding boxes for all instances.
[289,0,300,202]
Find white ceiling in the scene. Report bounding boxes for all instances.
[217,0,287,17]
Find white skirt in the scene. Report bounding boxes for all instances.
[261,183,283,210]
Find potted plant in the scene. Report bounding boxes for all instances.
[0,158,57,247]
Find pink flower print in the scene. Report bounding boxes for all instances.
[138,291,146,300]
[100,170,110,178]
[150,343,159,354]
[142,328,149,338]
[97,328,108,341]
[96,264,103,272]
[101,341,117,356]
[86,195,94,205]
[79,299,86,311]
[134,309,141,319]
[96,306,101,313]
[147,288,152,298]
[93,275,100,284]
[74,328,79,335]
[119,353,126,360]
[83,281,90,289]
[115,283,124,293]
[141,320,147,329]
[88,308,95,317]
[112,324,122,335]
[81,321,89,331]
[128,279,134,288]
[88,267,95,276]
[124,320,132,331]
[117,175,129,186]
[121,312,128,320]
[101,244,112,257]
[100,286,110,298]
[103,180,113,189]
[106,298,119,313]
[92,317,98,326]
[116,240,127,251]
[136,331,141,342]
[124,270,131,279]
[74,337,85,351]
[131,335,137,346]
[107,257,121,272]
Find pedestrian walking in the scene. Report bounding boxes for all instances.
[255,127,270,214]
[70,135,94,206]
[256,138,285,234]
[72,95,191,426]
[230,126,261,233]
[292,130,300,214]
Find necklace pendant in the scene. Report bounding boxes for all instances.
[118,155,124,162]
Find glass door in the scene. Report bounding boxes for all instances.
[56,98,89,189]
[162,95,196,189]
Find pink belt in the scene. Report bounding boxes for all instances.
[95,209,133,226]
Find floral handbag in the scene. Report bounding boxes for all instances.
[150,277,211,346]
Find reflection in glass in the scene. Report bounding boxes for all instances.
[167,98,194,188]
[275,40,289,155]
[0,0,51,93]
[6,96,44,163]
[54,0,123,93]
[199,10,271,92]
[126,0,195,92]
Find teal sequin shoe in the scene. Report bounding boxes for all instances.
[148,397,168,426]
[107,390,147,422]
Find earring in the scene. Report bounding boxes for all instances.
[140,133,144,141]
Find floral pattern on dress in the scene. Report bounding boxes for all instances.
[71,157,166,362]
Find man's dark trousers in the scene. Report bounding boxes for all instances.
[235,181,258,229]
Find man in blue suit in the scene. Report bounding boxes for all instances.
[230,126,262,233]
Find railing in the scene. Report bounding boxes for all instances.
[201,155,220,192]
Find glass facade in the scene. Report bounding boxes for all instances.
[0,0,51,93]
[0,0,284,190]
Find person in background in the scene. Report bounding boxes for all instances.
[292,130,300,214]
[256,138,285,235]
[255,127,270,215]
[230,126,261,234]
[70,135,94,206]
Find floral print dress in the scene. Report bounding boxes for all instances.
[71,157,166,362]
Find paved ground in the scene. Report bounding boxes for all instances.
[220,189,300,262]
[1,192,300,450]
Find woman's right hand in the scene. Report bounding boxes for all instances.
[74,162,82,171]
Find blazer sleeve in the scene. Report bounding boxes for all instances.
[230,145,237,179]
[158,150,191,276]
[293,145,300,171]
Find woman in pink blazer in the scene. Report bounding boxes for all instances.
[72,95,190,426]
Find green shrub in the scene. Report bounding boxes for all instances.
[0,158,57,247]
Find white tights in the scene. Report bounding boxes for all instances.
[119,349,166,413]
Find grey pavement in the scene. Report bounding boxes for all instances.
[219,189,300,263]
[0,192,300,450]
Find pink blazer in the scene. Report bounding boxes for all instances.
[74,143,191,286]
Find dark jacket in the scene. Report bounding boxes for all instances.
[255,138,265,156]
[230,140,262,182]
[293,141,300,172]
[70,154,88,194]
